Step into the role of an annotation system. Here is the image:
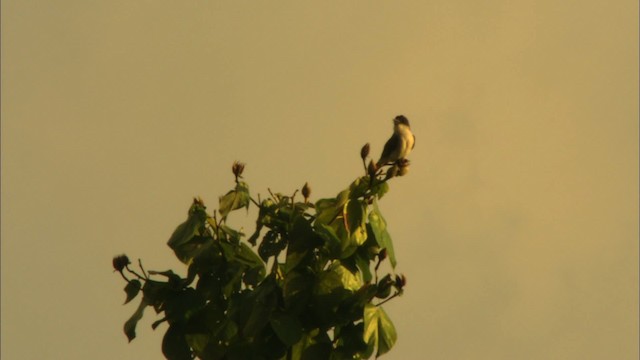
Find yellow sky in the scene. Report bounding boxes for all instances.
[2,1,637,359]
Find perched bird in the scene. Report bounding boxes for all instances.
[376,115,415,167]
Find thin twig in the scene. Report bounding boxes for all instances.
[249,196,261,207]
[118,270,130,283]
[125,265,146,280]
[267,188,278,202]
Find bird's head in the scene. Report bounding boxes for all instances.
[393,115,410,128]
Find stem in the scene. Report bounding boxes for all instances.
[125,265,146,280]
[268,188,277,202]
[138,259,148,279]
[270,255,280,274]
[249,196,261,207]
[290,189,298,207]
[118,270,130,283]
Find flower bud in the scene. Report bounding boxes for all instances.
[302,182,311,201]
[375,274,394,298]
[395,273,407,290]
[360,143,370,160]
[112,254,130,272]
[232,161,245,178]
[378,248,388,262]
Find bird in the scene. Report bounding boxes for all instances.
[376,115,415,167]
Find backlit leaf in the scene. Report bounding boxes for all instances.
[218,182,250,219]
[363,304,397,357]
[167,203,208,264]
[368,199,397,268]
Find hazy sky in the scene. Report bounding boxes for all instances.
[2,1,637,359]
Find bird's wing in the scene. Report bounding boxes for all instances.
[378,133,400,165]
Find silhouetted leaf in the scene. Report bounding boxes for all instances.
[124,298,148,342]
[124,280,141,304]
[162,323,192,360]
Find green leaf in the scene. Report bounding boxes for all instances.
[336,223,358,260]
[334,261,363,292]
[368,199,397,268]
[220,225,245,244]
[185,333,210,356]
[219,181,250,219]
[124,298,148,342]
[219,241,264,269]
[315,261,362,295]
[258,230,285,262]
[354,252,373,283]
[291,329,332,360]
[314,198,338,225]
[285,217,317,273]
[344,200,367,246]
[270,312,302,346]
[372,180,389,199]
[363,304,397,357]
[124,280,141,304]
[162,323,192,360]
[141,280,170,313]
[349,176,369,199]
[163,288,204,324]
[237,242,265,273]
[167,203,208,264]
[334,322,370,359]
[283,271,314,313]
[243,277,278,338]
[316,224,342,259]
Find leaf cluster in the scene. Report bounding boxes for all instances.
[114,158,406,360]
